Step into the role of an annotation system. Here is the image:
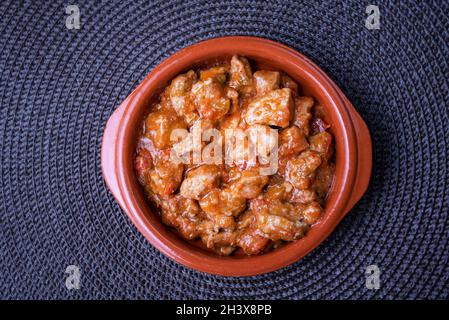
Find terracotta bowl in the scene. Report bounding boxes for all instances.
[101,36,372,276]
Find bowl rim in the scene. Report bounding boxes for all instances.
[102,36,369,276]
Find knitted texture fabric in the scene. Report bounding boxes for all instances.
[1,0,448,299]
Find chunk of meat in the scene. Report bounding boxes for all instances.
[309,131,333,162]
[313,103,327,119]
[264,182,293,202]
[285,150,322,189]
[281,74,298,94]
[145,110,187,149]
[221,121,270,170]
[148,151,184,196]
[229,55,252,92]
[245,124,279,171]
[293,96,314,136]
[244,88,293,128]
[289,188,317,204]
[148,163,184,196]
[264,180,316,204]
[256,213,303,241]
[160,195,202,239]
[198,215,236,238]
[229,168,269,199]
[253,70,280,95]
[313,163,335,202]
[199,214,236,234]
[237,228,270,255]
[235,211,270,254]
[191,78,230,122]
[247,124,278,156]
[180,165,222,200]
[310,117,330,135]
[200,229,238,254]
[278,126,309,157]
[220,114,248,168]
[168,70,199,126]
[161,195,200,220]
[177,217,202,240]
[213,215,237,230]
[301,201,323,225]
[199,66,228,83]
[252,199,308,241]
[199,188,246,217]
[171,119,214,165]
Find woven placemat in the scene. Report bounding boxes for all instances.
[1,0,448,299]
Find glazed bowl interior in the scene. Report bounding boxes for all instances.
[116,37,356,275]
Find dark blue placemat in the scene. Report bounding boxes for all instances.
[1,0,448,299]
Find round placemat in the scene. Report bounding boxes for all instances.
[1,0,448,299]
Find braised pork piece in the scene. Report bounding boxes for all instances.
[134,56,335,255]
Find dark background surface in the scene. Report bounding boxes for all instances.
[1,0,448,299]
